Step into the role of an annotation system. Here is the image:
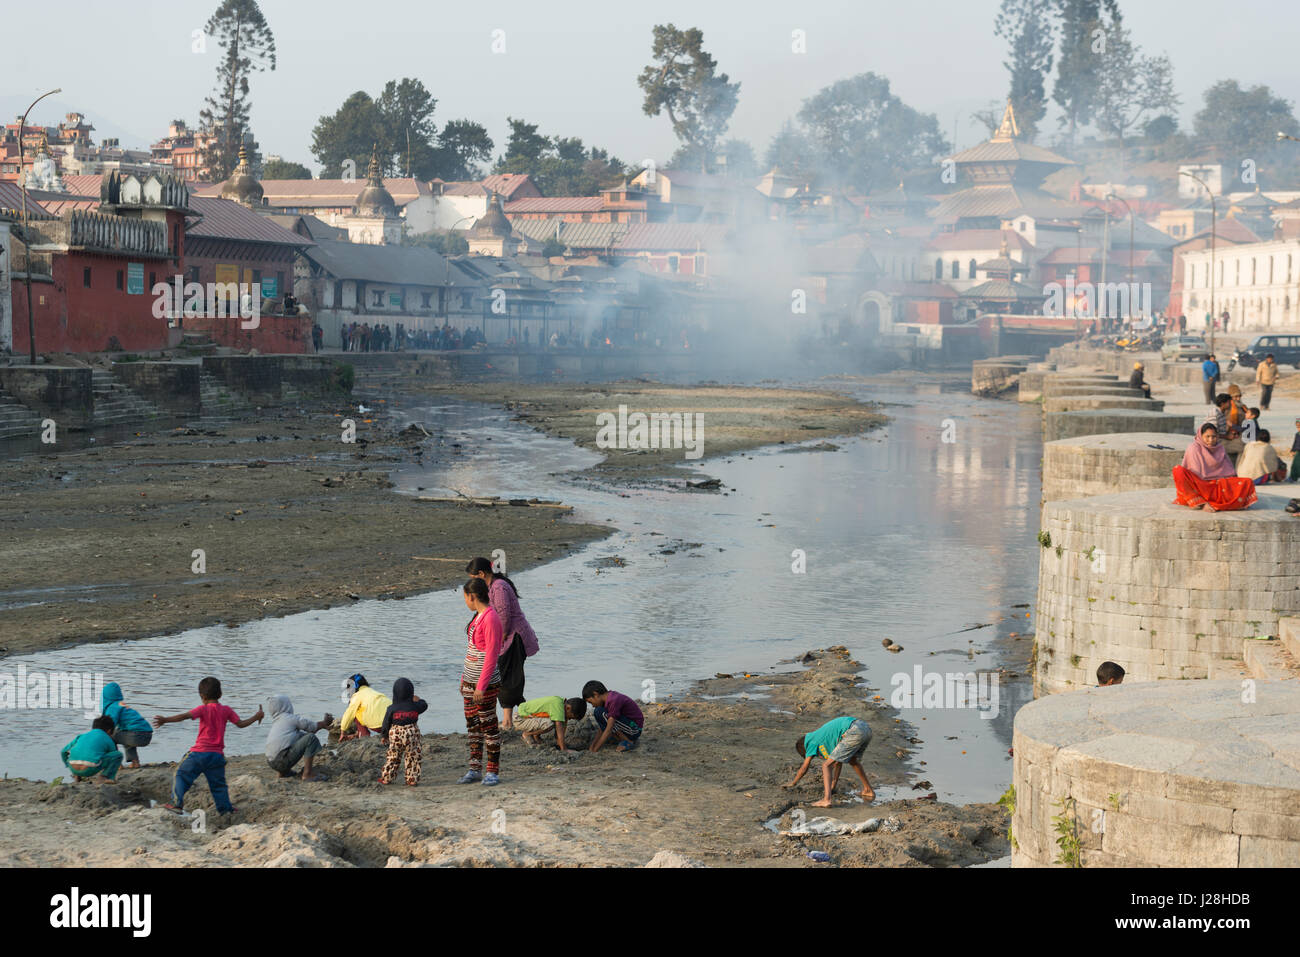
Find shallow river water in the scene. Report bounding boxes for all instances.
[2,375,1041,805]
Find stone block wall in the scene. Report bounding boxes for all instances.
[111,362,201,414]
[1011,681,1300,867]
[1041,433,1187,502]
[201,355,282,403]
[1034,486,1300,695]
[0,366,93,429]
[1045,409,1194,442]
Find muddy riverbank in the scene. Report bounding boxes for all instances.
[0,649,1007,867]
[0,382,882,656]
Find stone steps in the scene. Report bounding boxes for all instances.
[90,369,168,428]
[0,388,43,440]
[1244,638,1299,682]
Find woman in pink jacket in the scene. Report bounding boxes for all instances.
[458,577,503,786]
[467,557,538,731]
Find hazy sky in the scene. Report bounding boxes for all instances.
[3,0,1298,175]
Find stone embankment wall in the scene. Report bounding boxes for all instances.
[1044,409,1194,442]
[1041,433,1186,502]
[1011,681,1300,867]
[1034,486,1300,695]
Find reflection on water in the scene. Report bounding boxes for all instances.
[1,379,1040,803]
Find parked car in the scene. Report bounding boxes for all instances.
[1228,334,1300,371]
[1161,336,1211,362]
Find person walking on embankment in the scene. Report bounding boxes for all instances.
[1202,354,1220,405]
[1256,354,1278,411]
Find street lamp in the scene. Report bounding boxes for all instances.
[1107,192,1136,320]
[1181,169,1215,356]
[18,87,61,365]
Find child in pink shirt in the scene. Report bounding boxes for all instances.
[154,676,263,815]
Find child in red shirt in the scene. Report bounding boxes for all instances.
[154,676,263,815]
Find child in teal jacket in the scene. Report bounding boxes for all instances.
[101,681,154,768]
[61,717,123,781]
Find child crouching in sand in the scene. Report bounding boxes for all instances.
[515,695,586,751]
[379,678,427,786]
[61,716,123,782]
[785,716,874,807]
[582,681,644,753]
[265,694,332,780]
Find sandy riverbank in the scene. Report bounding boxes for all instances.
[0,648,1007,867]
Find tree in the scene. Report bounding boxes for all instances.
[1194,80,1300,158]
[1143,114,1178,143]
[311,91,382,179]
[262,158,312,179]
[433,119,494,180]
[408,230,468,255]
[198,0,277,181]
[994,0,1056,140]
[1051,0,1121,142]
[376,78,439,177]
[763,121,821,180]
[793,73,949,191]
[671,137,757,177]
[493,121,625,195]
[638,24,740,170]
[542,236,566,258]
[1093,23,1178,148]
[312,81,491,181]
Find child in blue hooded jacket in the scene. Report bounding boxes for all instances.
[62,716,123,781]
[101,681,153,768]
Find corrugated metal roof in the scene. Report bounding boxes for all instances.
[304,238,455,285]
[924,228,1033,251]
[929,185,1073,223]
[614,223,730,251]
[195,177,428,207]
[61,174,103,197]
[948,139,1073,167]
[505,196,604,213]
[960,279,1045,299]
[188,196,313,247]
[479,173,538,199]
[0,182,52,217]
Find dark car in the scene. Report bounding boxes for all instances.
[1229,334,1300,370]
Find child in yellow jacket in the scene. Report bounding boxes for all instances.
[339,673,392,740]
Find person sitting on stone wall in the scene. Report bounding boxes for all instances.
[1172,422,1257,512]
[1236,429,1288,486]
[1129,362,1151,399]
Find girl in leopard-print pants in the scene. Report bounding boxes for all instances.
[379,723,422,786]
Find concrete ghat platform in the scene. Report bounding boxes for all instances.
[1041,395,1164,415]
[972,357,1032,396]
[1045,408,1194,441]
[1035,485,1300,695]
[1022,371,1111,402]
[1042,432,1187,502]
[1011,681,1300,867]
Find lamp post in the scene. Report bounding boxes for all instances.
[1107,193,1136,320]
[1181,170,1215,356]
[18,87,61,364]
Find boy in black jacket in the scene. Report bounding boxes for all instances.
[379,677,427,786]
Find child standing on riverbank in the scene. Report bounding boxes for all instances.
[154,677,263,816]
[785,715,874,807]
[379,678,427,786]
[61,716,123,782]
[582,681,644,752]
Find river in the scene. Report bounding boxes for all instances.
[1,374,1039,805]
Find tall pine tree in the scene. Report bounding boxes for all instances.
[994,0,1055,140]
[198,0,276,181]
[1052,0,1121,143]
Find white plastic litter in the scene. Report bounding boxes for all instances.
[780,815,902,837]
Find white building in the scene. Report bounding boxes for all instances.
[1181,237,1300,329]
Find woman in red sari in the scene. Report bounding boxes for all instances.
[1172,423,1257,511]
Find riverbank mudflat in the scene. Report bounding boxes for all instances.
[0,402,609,656]
[409,380,888,472]
[0,649,1007,867]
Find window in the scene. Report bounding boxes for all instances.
[951,260,959,279]
[116,269,124,290]
[934,258,943,279]
[968,258,977,279]
[277,271,285,295]
[668,254,680,273]
[172,224,179,253]
[372,290,384,306]
[188,266,200,283]
[252,269,262,285]
[149,272,156,291]
[421,292,432,308]
[83,267,92,288]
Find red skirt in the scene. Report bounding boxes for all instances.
[1171,466,1257,511]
